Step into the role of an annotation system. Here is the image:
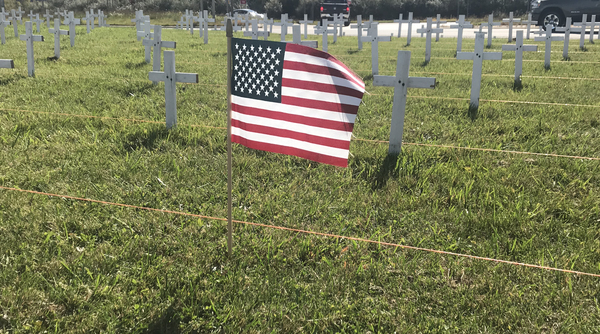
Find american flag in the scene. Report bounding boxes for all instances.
[230,38,365,167]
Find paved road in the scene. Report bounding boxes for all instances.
[268,21,598,40]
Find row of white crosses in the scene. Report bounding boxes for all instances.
[274,13,293,42]
[196,10,215,44]
[361,23,391,75]
[394,12,419,45]
[417,17,443,63]
[0,12,9,44]
[313,20,335,52]
[243,19,269,40]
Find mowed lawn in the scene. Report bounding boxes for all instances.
[1,22,600,333]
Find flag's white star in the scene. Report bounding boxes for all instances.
[271,53,276,59]
[276,47,281,54]
[253,62,257,68]
[275,59,280,65]
[235,43,239,49]
[274,70,280,76]
[266,46,271,53]
[269,75,274,81]
[234,65,239,70]
[234,86,238,91]
[242,44,247,50]
[273,81,278,87]
[235,54,240,60]
[269,86,274,91]
[274,92,279,98]
[265,91,269,96]
[250,45,254,51]
[240,87,245,93]
[270,64,275,70]
[258,46,263,52]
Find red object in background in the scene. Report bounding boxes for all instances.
[320,6,323,11]
[241,0,246,4]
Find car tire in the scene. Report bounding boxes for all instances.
[540,9,564,31]
[344,21,350,26]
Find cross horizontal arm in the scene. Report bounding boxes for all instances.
[483,53,502,60]
[501,45,517,51]
[149,72,166,82]
[372,75,395,87]
[407,77,436,89]
[522,45,538,52]
[456,52,474,60]
[142,39,152,47]
[163,41,176,48]
[175,73,199,83]
[0,59,14,68]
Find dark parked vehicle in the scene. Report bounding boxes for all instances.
[320,0,351,26]
[531,0,600,29]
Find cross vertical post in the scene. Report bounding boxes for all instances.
[84,11,91,34]
[393,13,403,38]
[589,15,598,43]
[373,50,436,154]
[148,50,197,129]
[63,11,80,47]
[48,18,69,59]
[138,21,154,63]
[574,14,588,49]
[10,10,18,37]
[314,20,334,52]
[534,25,563,67]
[19,21,44,77]
[203,10,214,44]
[502,12,520,42]
[144,25,176,83]
[480,14,500,47]
[555,18,573,58]
[350,15,364,49]
[0,14,9,44]
[450,15,473,52]
[291,24,317,47]
[132,10,143,40]
[502,30,537,86]
[457,32,502,110]
[416,17,443,63]
[522,13,535,39]
[401,12,420,45]
[244,19,268,40]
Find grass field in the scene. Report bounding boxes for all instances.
[1,22,600,333]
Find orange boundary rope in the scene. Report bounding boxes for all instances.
[1,185,598,278]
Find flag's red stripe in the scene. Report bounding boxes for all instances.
[285,43,364,87]
[281,96,360,115]
[231,119,351,150]
[232,103,355,132]
[232,135,349,167]
[282,78,364,99]
[283,61,359,88]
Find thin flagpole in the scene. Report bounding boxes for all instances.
[226,19,233,257]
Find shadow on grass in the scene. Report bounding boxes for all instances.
[45,56,59,62]
[468,104,479,121]
[112,81,156,98]
[513,80,523,92]
[362,73,373,81]
[0,73,27,86]
[420,60,429,67]
[125,61,148,70]
[144,305,182,334]
[352,154,401,190]
[347,49,361,55]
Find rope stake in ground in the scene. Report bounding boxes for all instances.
[1,185,598,278]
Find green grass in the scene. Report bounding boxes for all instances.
[1,23,600,333]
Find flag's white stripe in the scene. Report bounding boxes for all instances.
[282,87,362,107]
[232,111,352,141]
[282,69,365,94]
[284,51,365,90]
[232,95,357,123]
[232,127,349,159]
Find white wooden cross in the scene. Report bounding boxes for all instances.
[27,10,35,22]
[502,31,537,86]
[574,14,589,49]
[434,14,446,41]
[333,13,345,37]
[201,10,214,44]
[275,14,293,41]
[176,16,184,29]
[0,59,14,69]
[48,18,68,59]
[373,50,436,154]
[291,24,317,48]
[299,14,312,39]
[138,21,154,63]
[15,7,24,24]
[350,15,365,49]
[419,24,425,37]
[10,9,18,37]
[400,12,419,45]
[101,10,109,27]
[19,21,44,77]
[90,9,97,30]
[32,14,43,33]
[63,11,80,47]
[260,16,273,39]
[521,13,535,39]
[480,14,500,47]
[556,18,574,58]
[534,25,563,67]
[188,11,198,35]
[313,20,334,52]
[457,32,502,110]
[148,51,198,129]
[502,12,520,42]
[417,18,443,63]
[98,10,106,27]
[361,23,391,75]
[0,8,6,18]
[220,16,242,33]
[589,15,598,43]
[83,11,92,34]
[132,10,144,40]
[244,19,269,40]
[450,15,473,52]
[144,25,176,84]
[393,13,403,38]
[43,9,53,28]
[328,20,339,43]
[0,13,9,45]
